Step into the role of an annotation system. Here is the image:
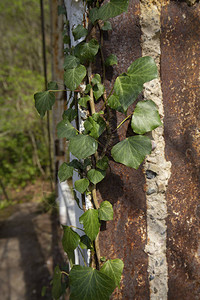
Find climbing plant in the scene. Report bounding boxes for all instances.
[34,0,162,299]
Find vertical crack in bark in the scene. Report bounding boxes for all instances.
[140,1,171,299]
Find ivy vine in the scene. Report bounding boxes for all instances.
[34,0,162,299]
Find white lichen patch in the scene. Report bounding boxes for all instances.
[140,1,172,299]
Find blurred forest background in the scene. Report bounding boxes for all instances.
[0,0,52,207]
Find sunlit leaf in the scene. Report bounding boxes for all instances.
[111,135,152,169]
[100,259,124,288]
[131,100,162,134]
[107,94,124,112]
[69,265,115,300]
[97,0,129,21]
[98,201,113,221]
[84,115,106,139]
[79,209,100,241]
[87,168,106,185]
[78,95,91,108]
[91,74,101,84]
[62,226,80,254]
[93,83,105,100]
[114,56,158,111]
[74,178,89,193]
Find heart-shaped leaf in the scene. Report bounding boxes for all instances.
[75,39,99,63]
[100,259,124,288]
[91,74,101,85]
[131,100,162,134]
[107,94,124,112]
[57,120,77,140]
[97,0,129,21]
[98,201,113,221]
[58,162,74,182]
[69,135,98,159]
[64,64,86,91]
[87,168,106,185]
[78,95,91,108]
[84,115,106,139]
[111,135,152,169]
[64,55,80,69]
[79,209,100,241]
[74,178,89,194]
[69,265,115,300]
[34,91,55,117]
[114,56,158,111]
[62,226,80,253]
[72,24,88,41]
[93,83,105,100]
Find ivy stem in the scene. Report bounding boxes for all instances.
[48,89,80,93]
[61,271,69,277]
[78,246,87,267]
[116,113,132,130]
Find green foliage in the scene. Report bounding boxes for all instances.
[114,56,158,111]
[111,136,152,169]
[58,163,74,182]
[64,65,86,91]
[79,209,100,241]
[131,100,162,134]
[100,259,124,288]
[34,91,56,117]
[33,1,163,299]
[98,201,114,221]
[52,266,63,299]
[69,265,115,300]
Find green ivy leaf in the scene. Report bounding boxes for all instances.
[84,115,106,139]
[74,39,99,63]
[105,54,118,67]
[107,94,124,112]
[64,55,80,69]
[69,159,83,170]
[114,56,158,111]
[62,108,77,122]
[74,178,89,194]
[91,74,101,85]
[64,64,86,91]
[58,162,74,182]
[111,135,152,169]
[57,120,77,140]
[100,259,124,288]
[73,189,82,210]
[96,156,109,170]
[98,201,113,221]
[62,226,80,254]
[34,91,55,118]
[97,0,129,21]
[79,235,93,250]
[89,7,99,24]
[85,84,92,94]
[87,168,106,185]
[69,135,98,159]
[47,81,58,90]
[79,209,100,241]
[63,35,70,45]
[72,24,88,41]
[102,21,112,31]
[69,265,115,300]
[78,95,91,108]
[131,100,162,134]
[52,266,63,300]
[93,83,105,100]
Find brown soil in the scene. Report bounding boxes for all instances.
[0,181,68,300]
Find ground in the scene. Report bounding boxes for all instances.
[0,181,68,300]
